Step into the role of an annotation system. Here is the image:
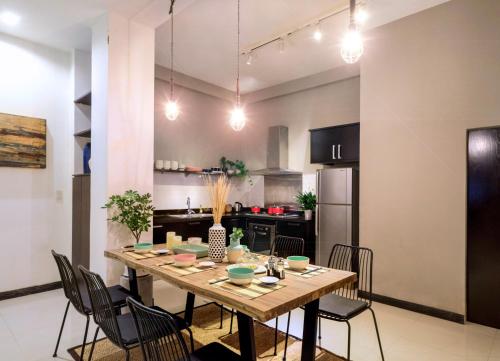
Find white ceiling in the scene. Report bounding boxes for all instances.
[0,0,450,91]
[155,0,451,93]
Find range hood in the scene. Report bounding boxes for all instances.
[250,126,302,176]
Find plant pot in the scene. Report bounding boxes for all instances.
[227,247,244,264]
[209,223,226,262]
[304,209,313,220]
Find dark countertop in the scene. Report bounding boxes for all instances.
[153,211,313,225]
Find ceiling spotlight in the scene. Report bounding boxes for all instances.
[313,24,323,42]
[246,52,253,65]
[0,11,20,26]
[278,37,286,53]
[354,6,369,24]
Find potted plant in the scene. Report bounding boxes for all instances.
[227,227,245,263]
[296,191,316,220]
[219,156,253,185]
[104,190,155,249]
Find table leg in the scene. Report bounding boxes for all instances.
[237,311,256,361]
[127,267,141,301]
[184,292,195,326]
[301,299,319,361]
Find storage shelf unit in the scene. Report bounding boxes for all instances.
[74,92,91,106]
[154,169,233,177]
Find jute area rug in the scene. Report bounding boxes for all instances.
[68,303,344,360]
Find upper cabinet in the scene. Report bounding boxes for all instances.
[309,123,360,164]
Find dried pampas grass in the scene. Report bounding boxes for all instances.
[205,175,231,224]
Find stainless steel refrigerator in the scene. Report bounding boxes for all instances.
[315,168,359,267]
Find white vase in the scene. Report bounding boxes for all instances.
[304,209,313,220]
[209,223,226,262]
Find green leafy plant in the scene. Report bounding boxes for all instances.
[229,227,244,243]
[219,156,253,185]
[296,191,317,210]
[104,190,155,243]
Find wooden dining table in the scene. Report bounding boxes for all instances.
[105,245,356,361]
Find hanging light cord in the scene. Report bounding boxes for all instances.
[169,0,175,99]
[236,0,240,106]
[349,0,356,30]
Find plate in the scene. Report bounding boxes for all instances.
[259,276,279,285]
[152,249,169,255]
[226,264,266,274]
[198,261,215,268]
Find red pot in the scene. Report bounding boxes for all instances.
[275,207,284,215]
[251,206,261,214]
[267,207,276,215]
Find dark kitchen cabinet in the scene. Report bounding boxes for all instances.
[184,219,211,241]
[276,219,316,262]
[310,123,360,164]
[153,225,166,244]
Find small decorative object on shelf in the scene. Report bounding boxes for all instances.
[296,191,317,220]
[103,190,155,245]
[206,175,231,262]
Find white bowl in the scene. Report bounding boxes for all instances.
[187,237,202,245]
[229,277,253,285]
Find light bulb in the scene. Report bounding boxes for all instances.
[340,29,364,64]
[165,100,180,121]
[354,7,369,24]
[0,11,20,26]
[229,106,246,131]
[313,24,322,42]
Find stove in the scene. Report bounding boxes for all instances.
[245,212,300,219]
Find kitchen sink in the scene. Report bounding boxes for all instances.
[168,213,213,219]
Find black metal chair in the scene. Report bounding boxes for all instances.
[51,250,131,360]
[315,244,384,361]
[127,297,242,361]
[78,266,194,361]
[270,235,304,359]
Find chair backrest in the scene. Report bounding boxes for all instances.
[271,235,305,258]
[127,297,190,361]
[241,229,256,251]
[51,250,86,315]
[78,265,124,349]
[327,244,373,305]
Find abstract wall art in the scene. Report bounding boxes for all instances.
[0,112,46,168]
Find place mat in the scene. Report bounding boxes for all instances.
[284,266,329,279]
[122,250,164,260]
[156,262,212,276]
[209,277,285,299]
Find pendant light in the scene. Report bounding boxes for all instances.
[340,0,364,64]
[165,0,180,121]
[229,0,246,132]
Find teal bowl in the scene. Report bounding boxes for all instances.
[228,267,254,285]
[287,255,310,270]
[134,242,153,254]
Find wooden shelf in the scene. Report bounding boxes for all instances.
[74,92,91,106]
[154,169,230,177]
[74,129,91,138]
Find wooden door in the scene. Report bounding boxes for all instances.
[467,127,500,328]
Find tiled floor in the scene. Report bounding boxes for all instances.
[0,281,498,361]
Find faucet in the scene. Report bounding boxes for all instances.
[186,197,196,215]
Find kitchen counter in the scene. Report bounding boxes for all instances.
[153,211,313,225]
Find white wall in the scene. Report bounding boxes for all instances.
[0,32,72,291]
[360,0,500,315]
[153,76,360,210]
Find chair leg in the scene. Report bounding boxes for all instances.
[229,309,234,334]
[125,349,130,361]
[346,320,351,361]
[219,304,224,329]
[79,316,90,361]
[283,311,291,361]
[186,327,195,353]
[274,317,279,356]
[53,300,70,357]
[369,308,385,361]
[318,316,322,345]
[88,327,99,361]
